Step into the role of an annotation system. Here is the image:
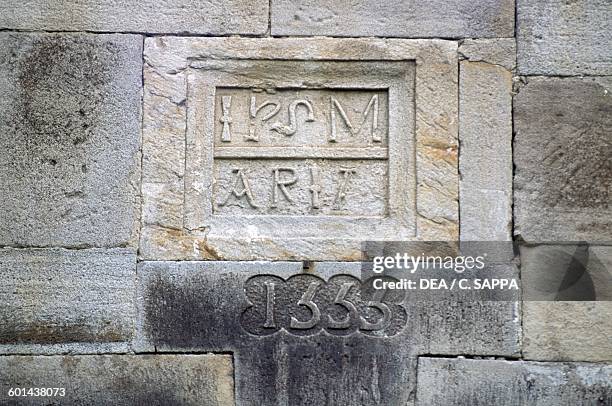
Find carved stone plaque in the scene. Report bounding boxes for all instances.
[213,88,389,216]
[141,38,459,260]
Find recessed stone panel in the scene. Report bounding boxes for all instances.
[141,37,459,260]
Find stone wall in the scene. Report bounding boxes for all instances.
[0,1,610,404]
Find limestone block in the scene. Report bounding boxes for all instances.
[523,301,612,362]
[0,248,136,354]
[521,245,612,362]
[0,0,268,35]
[518,0,612,75]
[520,244,612,302]
[0,33,142,248]
[135,261,520,405]
[459,38,516,70]
[272,0,514,38]
[459,39,514,242]
[0,354,234,405]
[416,358,612,405]
[514,77,612,242]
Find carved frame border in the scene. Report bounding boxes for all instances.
[141,38,458,260]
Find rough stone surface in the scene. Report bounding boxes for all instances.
[460,38,516,70]
[272,0,514,38]
[520,244,612,302]
[0,354,234,405]
[0,248,136,354]
[0,0,268,35]
[459,39,514,242]
[523,301,612,362]
[416,358,612,405]
[514,77,612,242]
[521,245,612,362]
[517,0,612,75]
[141,37,459,260]
[0,33,141,248]
[135,261,520,405]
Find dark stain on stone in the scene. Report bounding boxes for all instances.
[143,272,241,349]
[0,319,128,345]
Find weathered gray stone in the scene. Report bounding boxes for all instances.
[0,33,141,248]
[459,39,514,242]
[518,0,612,75]
[523,301,612,362]
[459,38,516,70]
[514,77,612,242]
[0,354,234,405]
[141,37,459,260]
[135,261,520,405]
[416,358,612,405]
[521,245,612,362]
[0,248,136,354]
[272,0,514,38]
[0,0,268,35]
[212,88,391,217]
[520,244,612,302]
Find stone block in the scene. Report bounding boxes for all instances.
[521,244,612,362]
[514,77,612,242]
[520,244,612,301]
[0,248,136,354]
[0,0,268,35]
[459,39,514,242]
[518,0,612,75]
[141,37,459,260]
[523,301,612,362]
[459,38,516,70]
[272,0,514,38]
[416,357,612,405]
[135,261,520,405]
[0,354,234,405]
[0,33,142,248]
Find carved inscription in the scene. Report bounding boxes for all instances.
[214,160,386,215]
[213,88,390,216]
[241,274,408,337]
[214,88,388,147]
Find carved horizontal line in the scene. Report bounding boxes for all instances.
[214,147,388,160]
